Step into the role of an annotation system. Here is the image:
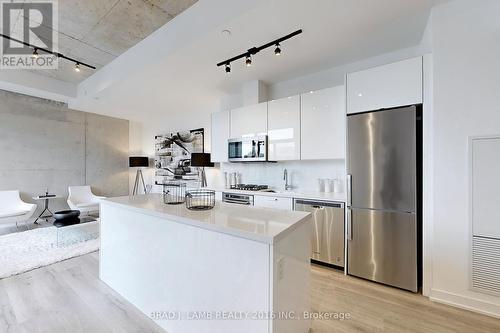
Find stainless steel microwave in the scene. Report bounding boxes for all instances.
[228,136,268,162]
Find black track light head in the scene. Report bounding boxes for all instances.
[245,55,252,67]
[32,48,39,59]
[225,63,231,73]
[274,43,281,56]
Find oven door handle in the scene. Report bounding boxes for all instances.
[223,199,251,205]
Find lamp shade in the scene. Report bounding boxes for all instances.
[129,156,149,167]
[190,153,214,167]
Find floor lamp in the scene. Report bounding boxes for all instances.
[130,156,149,195]
[191,153,214,187]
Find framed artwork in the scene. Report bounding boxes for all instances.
[154,128,204,185]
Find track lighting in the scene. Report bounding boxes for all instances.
[217,29,302,74]
[0,33,96,70]
[274,43,281,56]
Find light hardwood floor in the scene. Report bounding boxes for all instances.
[1,253,500,333]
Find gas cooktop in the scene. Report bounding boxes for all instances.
[230,184,271,192]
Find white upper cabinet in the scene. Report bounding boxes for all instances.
[211,110,230,163]
[346,57,423,114]
[267,95,301,161]
[301,86,346,160]
[230,102,268,138]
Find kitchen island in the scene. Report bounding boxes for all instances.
[99,194,311,333]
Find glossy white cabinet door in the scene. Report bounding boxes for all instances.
[301,86,345,160]
[268,95,301,161]
[230,102,268,138]
[211,110,230,163]
[346,57,423,114]
[254,195,293,210]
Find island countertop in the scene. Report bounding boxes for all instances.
[101,194,310,244]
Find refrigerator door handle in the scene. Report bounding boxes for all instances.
[347,174,352,207]
[347,207,353,241]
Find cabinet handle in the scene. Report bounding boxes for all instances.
[347,208,353,241]
[347,174,352,207]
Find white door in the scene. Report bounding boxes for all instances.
[346,57,423,114]
[230,103,268,138]
[268,95,301,161]
[301,86,345,160]
[211,110,230,163]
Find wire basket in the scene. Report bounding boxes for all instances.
[185,190,215,211]
[163,181,186,205]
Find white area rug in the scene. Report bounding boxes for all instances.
[0,226,99,279]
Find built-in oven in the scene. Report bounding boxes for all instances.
[228,136,268,162]
[222,193,254,205]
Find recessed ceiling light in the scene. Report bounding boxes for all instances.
[221,29,231,37]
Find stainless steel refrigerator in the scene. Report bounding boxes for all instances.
[346,105,421,293]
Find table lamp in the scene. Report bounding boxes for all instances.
[190,153,214,187]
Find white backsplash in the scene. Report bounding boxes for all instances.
[206,160,346,193]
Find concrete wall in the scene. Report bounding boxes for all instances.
[0,89,129,215]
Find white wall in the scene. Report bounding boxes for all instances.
[429,0,500,317]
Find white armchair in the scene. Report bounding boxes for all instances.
[0,190,37,227]
[67,186,105,215]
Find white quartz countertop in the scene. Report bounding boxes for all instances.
[206,187,347,202]
[101,194,310,244]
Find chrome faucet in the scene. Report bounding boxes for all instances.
[283,169,293,191]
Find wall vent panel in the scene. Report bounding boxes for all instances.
[472,236,500,295]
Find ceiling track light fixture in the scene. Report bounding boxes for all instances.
[274,43,281,56]
[74,62,81,72]
[216,29,302,73]
[245,54,252,67]
[0,33,96,70]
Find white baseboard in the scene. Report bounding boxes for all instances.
[430,288,500,319]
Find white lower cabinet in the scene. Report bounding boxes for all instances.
[254,195,293,210]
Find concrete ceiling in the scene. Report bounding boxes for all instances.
[6,0,198,83]
[70,0,447,123]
